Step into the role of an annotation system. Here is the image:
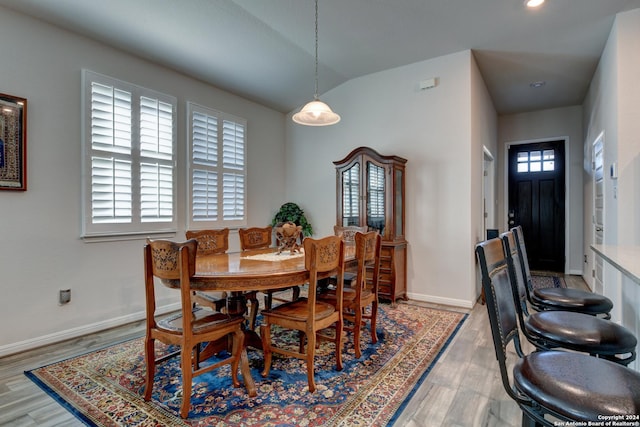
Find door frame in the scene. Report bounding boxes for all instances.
[591,131,605,294]
[482,146,496,240]
[504,136,569,273]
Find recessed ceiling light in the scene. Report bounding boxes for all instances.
[525,0,545,8]
[530,81,546,88]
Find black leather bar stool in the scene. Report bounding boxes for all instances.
[502,231,636,366]
[476,238,640,427]
[512,226,613,319]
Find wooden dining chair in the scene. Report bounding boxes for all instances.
[332,225,368,287]
[333,225,368,242]
[238,226,300,312]
[319,231,381,358]
[476,237,640,426]
[186,229,229,312]
[512,225,613,318]
[316,225,368,294]
[260,235,345,393]
[502,230,636,366]
[238,226,273,250]
[143,239,256,419]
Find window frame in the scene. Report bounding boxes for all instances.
[81,70,178,239]
[516,148,556,174]
[186,102,247,230]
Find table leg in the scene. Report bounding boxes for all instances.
[227,293,263,350]
[199,292,263,363]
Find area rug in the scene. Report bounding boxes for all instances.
[531,272,566,290]
[25,303,466,427]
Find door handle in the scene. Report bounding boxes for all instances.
[595,226,603,232]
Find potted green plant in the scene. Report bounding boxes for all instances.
[271,202,313,237]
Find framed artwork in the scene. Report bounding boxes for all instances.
[0,93,27,191]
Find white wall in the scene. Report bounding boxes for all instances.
[582,8,640,364]
[582,8,640,286]
[0,8,287,354]
[615,8,640,246]
[285,50,496,308]
[498,106,584,275]
[470,54,499,299]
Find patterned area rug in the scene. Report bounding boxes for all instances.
[25,303,466,427]
[530,272,566,290]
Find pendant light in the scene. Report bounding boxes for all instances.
[292,0,340,126]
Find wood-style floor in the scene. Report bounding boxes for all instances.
[0,275,588,427]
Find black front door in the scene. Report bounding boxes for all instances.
[508,140,565,272]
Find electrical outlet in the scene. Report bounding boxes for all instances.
[59,289,71,304]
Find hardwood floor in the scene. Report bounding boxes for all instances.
[0,275,588,427]
[392,273,589,427]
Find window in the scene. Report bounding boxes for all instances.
[367,162,385,231]
[81,70,177,238]
[341,162,360,226]
[516,149,555,173]
[187,102,246,229]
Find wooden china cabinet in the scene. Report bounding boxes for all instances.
[334,146,407,304]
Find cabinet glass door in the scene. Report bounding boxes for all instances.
[367,162,385,234]
[341,162,360,226]
[395,168,404,238]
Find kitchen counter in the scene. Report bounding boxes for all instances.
[590,244,640,284]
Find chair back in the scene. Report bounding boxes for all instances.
[354,231,381,296]
[475,238,525,402]
[334,225,367,242]
[500,231,531,318]
[144,239,198,333]
[511,226,535,298]
[304,235,345,320]
[186,229,229,255]
[239,226,272,250]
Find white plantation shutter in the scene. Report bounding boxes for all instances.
[91,157,132,223]
[139,97,174,223]
[193,111,218,164]
[367,162,385,218]
[89,81,133,225]
[140,162,173,222]
[191,110,218,221]
[342,163,360,220]
[223,172,245,220]
[82,70,177,238]
[222,119,244,169]
[222,119,245,221]
[187,102,246,228]
[192,169,218,220]
[90,83,131,154]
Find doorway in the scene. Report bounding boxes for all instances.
[507,140,566,272]
[592,133,605,293]
[483,146,495,239]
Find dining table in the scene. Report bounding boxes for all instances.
[190,245,356,298]
[190,245,357,335]
[163,244,358,395]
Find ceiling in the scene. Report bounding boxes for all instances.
[2,0,640,115]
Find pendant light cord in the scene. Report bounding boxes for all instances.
[314,0,319,100]
[292,0,340,126]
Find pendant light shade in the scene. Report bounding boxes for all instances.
[293,0,340,126]
[292,99,340,126]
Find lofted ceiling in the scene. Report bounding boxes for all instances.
[1,0,639,115]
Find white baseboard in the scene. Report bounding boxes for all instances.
[406,292,475,309]
[0,303,180,358]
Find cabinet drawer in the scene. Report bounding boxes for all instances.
[379,271,393,284]
[379,284,391,296]
[379,258,392,270]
